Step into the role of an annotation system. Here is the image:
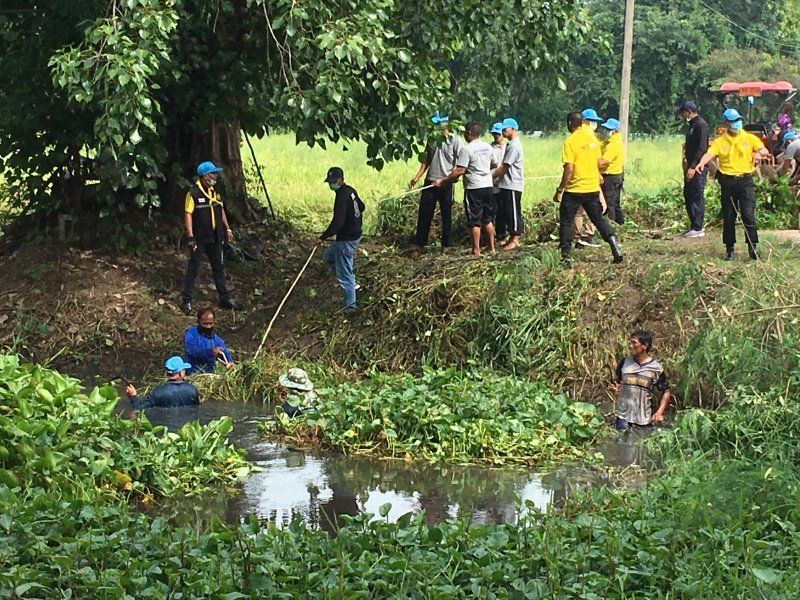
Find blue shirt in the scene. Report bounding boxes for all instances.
[184,326,232,374]
[129,380,200,409]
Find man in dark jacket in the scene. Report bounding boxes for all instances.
[180,161,242,315]
[125,356,200,409]
[677,101,709,237]
[315,166,365,314]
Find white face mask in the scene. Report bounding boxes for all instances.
[589,121,598,132]
[207,178,217,187]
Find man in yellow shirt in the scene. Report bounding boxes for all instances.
[554,109,623,268]
[696,109,770,260]
[600,118,625,224]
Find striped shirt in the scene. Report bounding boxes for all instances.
[615,356,670,425]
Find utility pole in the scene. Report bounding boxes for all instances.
[619,0,635,156]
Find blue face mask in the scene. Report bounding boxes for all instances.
[730,120,743,133]
[328,183,341,191]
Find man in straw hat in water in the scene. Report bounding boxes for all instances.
[279,368,318,417]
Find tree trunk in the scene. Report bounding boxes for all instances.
[162,119,257,224]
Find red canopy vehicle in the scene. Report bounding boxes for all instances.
[713,81,797,154]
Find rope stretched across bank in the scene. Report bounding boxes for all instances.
[254,245,318,359]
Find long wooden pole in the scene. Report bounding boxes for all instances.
[619,0,636,158]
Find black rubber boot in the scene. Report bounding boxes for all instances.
[748,244,758,260]
[609,236,623,264]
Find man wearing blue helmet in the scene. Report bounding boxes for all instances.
[696,109,770,260]
[408,112,465,253]
[494,117,525,251]
[778,130,800,182]
[180,161,242,315]
[125,356,201,409]
[554,109,623,268]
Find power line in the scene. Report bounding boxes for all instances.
[696,0,800,54]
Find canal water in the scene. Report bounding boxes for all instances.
[133,399,651,531]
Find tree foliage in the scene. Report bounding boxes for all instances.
[1,0,592,223]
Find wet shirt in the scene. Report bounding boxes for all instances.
[184,325,232,374]
[708,130,765,176]
[562,125,602,193]
[684,115,709,169]
[498,137,524,192]
[320,184,365,241]
[601,133,624,175]
[427,134,466,181]
[129,380,201,409]
[456,139,495,189]
[615,356,670,426]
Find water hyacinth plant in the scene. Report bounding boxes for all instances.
[266,367,605,464]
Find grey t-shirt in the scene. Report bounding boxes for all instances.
[498,137,524,192]
[456,139,494,189]
[616,356,670,426]
[491,142,505,169]
[785,138,800,161]
[427,134,466,181]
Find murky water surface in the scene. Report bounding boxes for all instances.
[132,400,652,530]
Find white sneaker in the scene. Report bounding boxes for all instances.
[684,229,705,238]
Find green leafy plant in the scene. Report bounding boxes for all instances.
[265,366,604,464]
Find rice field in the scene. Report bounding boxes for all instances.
[244,133,684,230]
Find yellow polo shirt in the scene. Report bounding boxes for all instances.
[562,125,602,193]
[707,131,765,176]
[601,133,624,175]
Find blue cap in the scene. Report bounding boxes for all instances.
[580,108,603,122]
[784,130,797,141]
[722,108,743,122]
[601,118,621,131]
[197,161,223,176]
[490,122,504,134]
[165,356,192,374]
[501,117,519,130]
[431,111,449,125]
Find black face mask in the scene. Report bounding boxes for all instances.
[198,325,214,337]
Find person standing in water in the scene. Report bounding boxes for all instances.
[610,330,671,430]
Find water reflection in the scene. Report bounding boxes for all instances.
[128,399,652,530]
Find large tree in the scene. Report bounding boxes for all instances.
[0,0,592,226]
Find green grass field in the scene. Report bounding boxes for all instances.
[245,134,684,230]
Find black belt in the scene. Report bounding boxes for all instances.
[718,172,753,179]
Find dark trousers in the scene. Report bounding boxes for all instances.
[414,182,454,247]
[559,191,615,256]
[182,240,230,303]
[718,173,758,249]
[683,171,707,231]
[496,189,524,239]
[602,173,625,225]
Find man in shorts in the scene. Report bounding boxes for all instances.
[610,330,672,430]
[434,121,497,256]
